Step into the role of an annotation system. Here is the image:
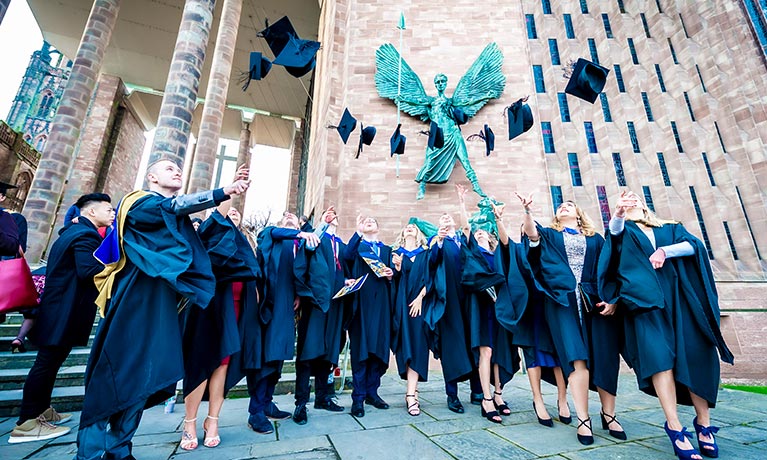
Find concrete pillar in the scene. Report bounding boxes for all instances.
[0,0,10,26]
[148,0,216,166]
[230,122,250,212]
[187,0,242,193]
[22,0,121,262]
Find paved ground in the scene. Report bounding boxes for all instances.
[0,373,765,459]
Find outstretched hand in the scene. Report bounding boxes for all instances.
[456,183,468,203]
[234,164,249,182]
[224,179,250,196]
[492,202,505,219]
[515,192,533,211]
[614,191,638,218]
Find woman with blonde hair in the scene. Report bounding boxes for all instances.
[391,222,430,416]
[599,191,733,460]
[517,194,620,445]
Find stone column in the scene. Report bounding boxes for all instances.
[0,0,10,26]
[230,122,250,211]
[187,0,242,193]
[22,0,121,262]
[147,0,216,166]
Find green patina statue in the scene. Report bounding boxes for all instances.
[375,42,505,200]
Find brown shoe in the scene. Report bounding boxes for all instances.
[39,407,72,425]
[8,417,70,444]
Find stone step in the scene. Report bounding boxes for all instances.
[0,322,100,339]
[0,374,343,418]
[0,335,96,350]
[0,348,92,369]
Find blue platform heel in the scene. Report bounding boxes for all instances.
[664,422,701,460]
[692,416,720,458]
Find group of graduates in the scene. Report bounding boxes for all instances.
[5,158,731,460]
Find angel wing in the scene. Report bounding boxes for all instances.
[451,42,505,118]
[375,43,431,121]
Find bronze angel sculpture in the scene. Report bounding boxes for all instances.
[375,42,505,199]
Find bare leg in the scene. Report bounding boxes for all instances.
[553,367,570,419]
[478,346,500,422]
[405,367,420,415]
[204,364,228,447]
[181,380,206,450]
[690,391,715,455]
[569,360,590,437]
[491,364,509,415]
[527,366,552,420]
[597,388,623,433]
[652,370,701,459]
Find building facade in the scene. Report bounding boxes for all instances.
[6,41,73,153]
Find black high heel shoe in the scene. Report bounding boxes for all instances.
[600,411,627,440]
[481,398,502,424]
[576,417,594,445]
[532,401,553,427]
[493,391,510,416]
[10,337,26,353]
[692,416,719,458]
[558,402,572,425]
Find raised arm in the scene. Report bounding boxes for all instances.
[216,164,250,217]
[492,202,508,246]
[515,192,538,242]
[456,183,470,238]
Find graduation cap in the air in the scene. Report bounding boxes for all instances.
[356,125,377,159]
[564,58,610,104]
[0,181,16,195]
[258,16,321,78]
[506,97,534,141]
[329,108,357,144]
[421,121,444,149]
[453,108,469,126]
[467,125,495,156]
[240,52,272,91]
[390,124,406,156]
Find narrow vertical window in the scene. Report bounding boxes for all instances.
[723,222,739,260]
[585,121,598,153]
[642,92,654,122]
[702,152,716,186]
[736,186,762,260]
[627,121,640,153]
[602,14,613,39]
[714,121,727,153]
[689,186,714,259]
[668,38,679,64]
[655,64,667,92]
[612,152,626,186]
[640,13,651,38]
[617,0,626,14]
[564,14,575,39]
[568,153,583,186]
[628,38,639,64]
[549,39,561,65]
[642,186,656,212]
[550,186,564,212]
[580,0,589,14]
[596,185,611,230]
[656,152,671,186]
[671,121,683,153]
[655,0,663,13]
[533,65,546,93]
[614,64,626,92]
[558,93,571,122]
[542,0,552,14]
[542,121,555,153]
[684,92,695,121]
[679,14,690,38]
[526,14,538,39]
[600,93,612,122]
[695,64,707,92]
[588,38,599,64]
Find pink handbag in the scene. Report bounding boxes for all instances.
[0,249,40,313]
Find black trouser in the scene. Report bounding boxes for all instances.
[18,345,73,423]
[295,359,332,406]
[444,370,483,397]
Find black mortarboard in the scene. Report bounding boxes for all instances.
[332,108,357,144]
[247,52,272,85]
[390,124,406,156]
[259,16,320,78]
[453,108,469,126]
[565,58,610,104]
[507,98,534,140]
[0,181,16,194]
[467,125,495,156]
[426,121,444,149]
[356,125,377,159]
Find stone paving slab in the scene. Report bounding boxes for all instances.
[0,374,765,459]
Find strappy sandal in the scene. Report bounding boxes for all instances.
[493,391,511,416]
[481,398,502,424]
[179,418,198,451]
[601,411,627,440]
[692,417,719,458]
[203,415,220,448]
[405,394,420,416]
[577,416,594,445]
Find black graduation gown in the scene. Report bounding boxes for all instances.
[81,193,216,427]
[182,211,260,397]
[461,235,520,386]
[392,247,430,381]
[598,221,733,406]
[293,233,348,365]
[28,219,104,348]
[0,209,19,257]
[423,236,474,383]
[344,233,393,366]
[255,226,300,378]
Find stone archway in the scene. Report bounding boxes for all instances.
[13,170,33,210]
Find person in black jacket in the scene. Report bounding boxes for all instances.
[9,193,114,444]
